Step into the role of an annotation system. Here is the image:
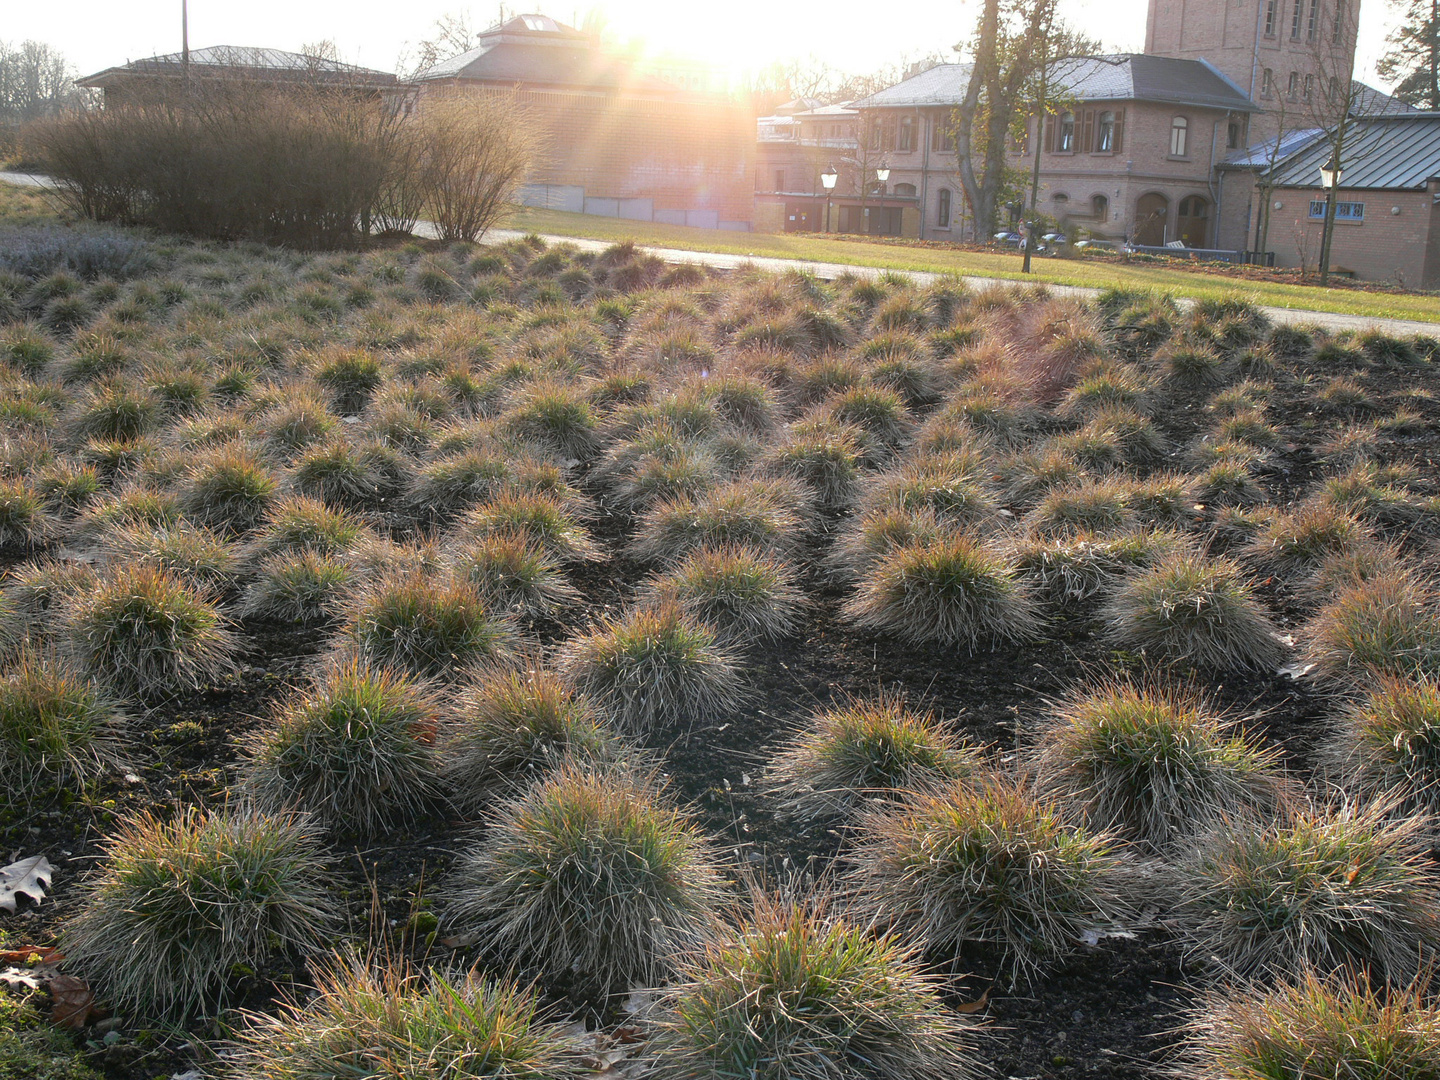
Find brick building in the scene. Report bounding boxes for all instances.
[413,15,754,230]
[755,0,1429,277]
[852,55,1256,246]
[1224,112,1440,286]
[754,100,862,233]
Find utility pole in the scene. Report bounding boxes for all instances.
[182,0,191,86]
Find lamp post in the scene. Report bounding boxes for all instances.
[875,162,890,237]
[820,165,838,234]
[1318,156,1342,287]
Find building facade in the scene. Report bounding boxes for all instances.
[849,55,1256,246]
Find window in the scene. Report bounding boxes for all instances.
[1309,200,1365,221]
[1327,75,1340,102]
[1264,0,1277,34]
[933,121,956,151]
[894,182,917,197]
[1092,194,1109,220]
[1058,111,1076,151]
[937,187,952,227]
[774,169,785,192]
[897,115,915,152]
[1227,121,1241,148]
[1170,115,1189,156]
[1307,0,1318,38]
[1262,68,1275,98]
[1304,73,1314,100]
[1096,111,1115,151]
[1333,0,1346,42]
[1288,71,1299,99]
[1290,0,1303,38]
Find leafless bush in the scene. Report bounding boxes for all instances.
[406,92,538,242]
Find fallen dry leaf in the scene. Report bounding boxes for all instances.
[48,974,99,1029]
[0,856,53,912]
[0,946,63,965]
[439,931,482,949]
[955,988,990,1014]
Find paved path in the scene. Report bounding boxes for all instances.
[6,171,1434,336]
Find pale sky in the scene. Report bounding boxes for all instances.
[4,0,1403,91]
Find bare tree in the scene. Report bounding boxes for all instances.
[411,92,536,241]
[0,40,81,123]
[1295,0,1365,285]
[398,13,480,80]
[950,0,1095,237]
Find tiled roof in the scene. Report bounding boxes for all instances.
[855,54,1255,112]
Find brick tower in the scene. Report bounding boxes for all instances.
[1144,0,1360,144]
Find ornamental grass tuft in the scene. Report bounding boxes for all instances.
[61,565,236,698]
[1173,800,1440,982]
[1101,550,1285,672]
[1029,679,1289,851]
[649,892,977,1080]
[230,957,589,1080]
[849,773,1124,984]
[447,763,728,1000]
[843,534,1043,650]
[244,660,443,835]
[768,693,982,819]
[63,807,338,1018]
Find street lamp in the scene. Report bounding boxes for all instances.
[820,164,838,235]
[1317,155,1343,286]
[875,162,890,237]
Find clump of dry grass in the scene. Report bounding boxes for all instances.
[649,891,977,1080]
[0,650,127,794]
[447,763,728,1000]
[768,693,982,818]
[630,475,809,565]
[61,565,237,698]
[240,550,353,622]
[1327,675,1440,818]
[452,533,581,620]
[843,534,1043,650]
[339,574,515,678]
[557,599,743,731]
[1173,800,1440,982]
[1101,550,1285,672]
[1303,568,1440,682]
[1029,679,1289,851]
[641,544,806,645]
[243,660,443,835]
[1179,969,1440,1080]
[63,807,338,1018]
[441,665,624,811]
[848,773,1124,984]
[231,957,590,1080]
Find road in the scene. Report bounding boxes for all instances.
[5,170,1434,336]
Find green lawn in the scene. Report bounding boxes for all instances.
[503,206,1440,325]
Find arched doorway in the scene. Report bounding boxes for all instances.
[1176,195,1210,247]
[1133,193,1168,246]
